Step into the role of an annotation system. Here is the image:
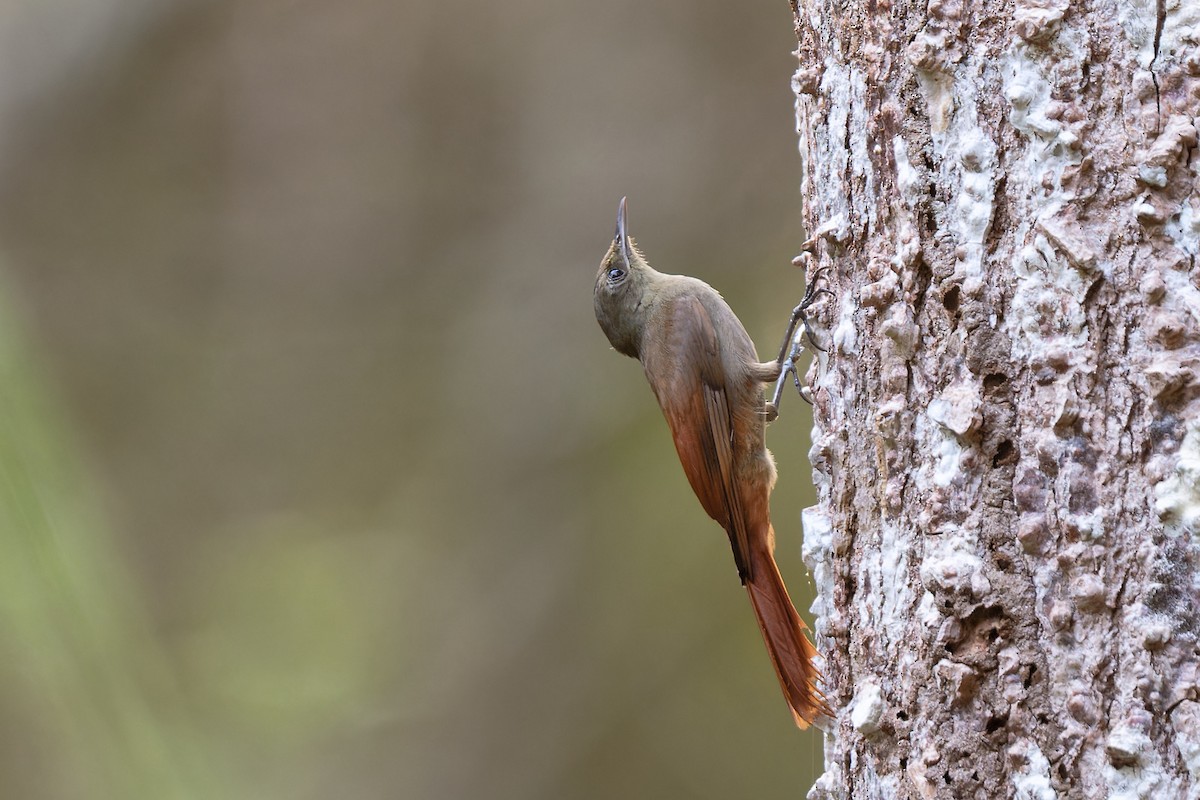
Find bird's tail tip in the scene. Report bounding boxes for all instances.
[745,553,832,728]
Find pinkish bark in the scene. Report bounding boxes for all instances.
[789,0,1200,796]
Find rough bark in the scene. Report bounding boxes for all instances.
[789,0,1200,796]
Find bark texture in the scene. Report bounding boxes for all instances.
[790,0,1200,796]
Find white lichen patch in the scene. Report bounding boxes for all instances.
[931,432,965,488]
[1154,417,1200,538]
[1160,0,1200,59]
[927,380,983,438]
[802,213,850,249]
[1171,701,1200,779]
[1010,741,1057,800]
[1072,506,1109,542]
[997,43,1098,373]
[1137,164,1169,188]
[1106,721,1153,765]
[1103,719,1164,799]
[890,136,924,272]
[846,68,873,218]
[853,520,915,652]
[808,763,847,800]
[919,529,991,598]
[850,680,885,733]
[1116,0,1160,67]
[952,123,998,282]
[910,49,1000,284]
[802,505,836,621]
[892,136,921,204]
[804,60,875,235]
[911,392,972,493]
[917,590,942,629]
[1007,234,1094,363]
[831,291,859,356]
[1165,197,1200,261]
[1002,46,1084,212]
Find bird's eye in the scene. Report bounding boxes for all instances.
[607,267,625,283]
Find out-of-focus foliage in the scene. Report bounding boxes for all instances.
[0,1,822,798]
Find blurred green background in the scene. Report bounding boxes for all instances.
[0,1,821,797]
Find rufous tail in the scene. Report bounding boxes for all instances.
[744,529,830,728]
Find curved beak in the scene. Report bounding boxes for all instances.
[615,196,633,264]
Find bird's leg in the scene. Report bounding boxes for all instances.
[763,269,833,422]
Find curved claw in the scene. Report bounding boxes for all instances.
[797,278,833,353]
[795,370,813,405]
[766,263,835,419]
[803,324,828,353]
[800,271,832,307]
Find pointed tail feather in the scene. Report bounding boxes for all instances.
[744,532,830,728]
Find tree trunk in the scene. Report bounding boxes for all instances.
[789,0,1200,796]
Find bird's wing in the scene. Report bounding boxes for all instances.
[643,294,753,583]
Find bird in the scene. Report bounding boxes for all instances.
[593,197,830,727]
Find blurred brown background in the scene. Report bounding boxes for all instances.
[0,1,820,797]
